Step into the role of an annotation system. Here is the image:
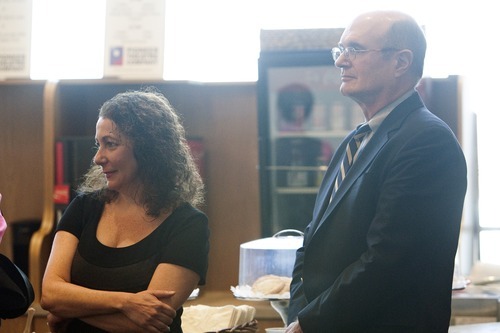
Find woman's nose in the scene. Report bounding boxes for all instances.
[93,148,105,165]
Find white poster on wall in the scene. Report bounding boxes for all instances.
[103,0,165,79]
[0,0,32,80]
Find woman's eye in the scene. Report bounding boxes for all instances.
[105,141,118,148]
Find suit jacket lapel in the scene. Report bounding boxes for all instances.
[309,92,424,241]
[310,131,389,238]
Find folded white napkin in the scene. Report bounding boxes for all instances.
[182,304,256,333]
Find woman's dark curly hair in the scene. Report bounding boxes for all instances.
[78,87,204,216]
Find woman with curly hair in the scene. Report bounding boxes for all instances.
[41,88,209,333]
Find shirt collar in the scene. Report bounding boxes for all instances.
[367,89,415,133]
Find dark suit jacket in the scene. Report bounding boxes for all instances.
[287,92,467,333]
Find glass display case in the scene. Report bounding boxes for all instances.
[257,50,363,236]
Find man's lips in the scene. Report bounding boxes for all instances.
[341,75,355,81]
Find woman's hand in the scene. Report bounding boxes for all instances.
[120,290,176,332]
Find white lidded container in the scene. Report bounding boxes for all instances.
[238,229,304,287]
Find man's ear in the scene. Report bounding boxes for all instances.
[394,49,413,77]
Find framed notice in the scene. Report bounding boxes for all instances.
[103,0,165,79]
[0,0,32,80]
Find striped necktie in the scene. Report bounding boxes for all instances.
[333,124,371,192]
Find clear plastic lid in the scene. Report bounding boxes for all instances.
[237,229,305,292]
[240,229,304,250]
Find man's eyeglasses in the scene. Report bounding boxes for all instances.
[331,46,399,62]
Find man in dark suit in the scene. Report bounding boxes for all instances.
[285,11,467,333]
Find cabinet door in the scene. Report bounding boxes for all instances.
[258,50,362,236]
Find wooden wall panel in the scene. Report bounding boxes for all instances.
[200,84,261,290]
[0,82,45,257]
